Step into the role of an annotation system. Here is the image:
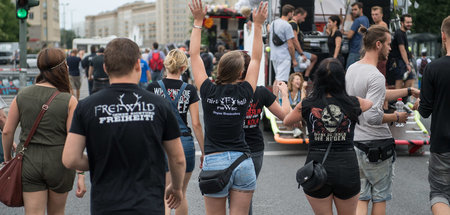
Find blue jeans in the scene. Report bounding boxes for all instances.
[346,52,361,69]
[203,151,256,198]
[151,71,162,82]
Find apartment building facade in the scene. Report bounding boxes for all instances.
[85,1,156,48]
[85,0,239,47]
[26,0,61,49]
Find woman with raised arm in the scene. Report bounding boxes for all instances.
[2,48,86,214]
[188,0,268,214]
[284,58,372,215]
[146,49,205,215]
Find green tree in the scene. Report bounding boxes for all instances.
[409,0,450,34]
[0,0,19,42]
[60,29,77,49]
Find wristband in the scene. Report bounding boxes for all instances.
[407,87,412,96]
[395,112,399,122]
[304,76,309,82]
[193,24,203,30]
[77,171,85,175]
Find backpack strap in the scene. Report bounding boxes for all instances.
[157,80,190,133]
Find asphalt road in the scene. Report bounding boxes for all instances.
[0,72,434,214]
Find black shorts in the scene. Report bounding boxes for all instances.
[303,149,360,200]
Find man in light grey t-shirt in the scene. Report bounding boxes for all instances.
[269,4,297,93]
[346,26,420,215]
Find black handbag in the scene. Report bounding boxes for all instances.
[198,152,250,195]
[272,21,285,46]
[296,98,344,192]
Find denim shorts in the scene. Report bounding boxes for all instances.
[202,151,256,198]
[166,135,195,172]
[428,152,450,207]
[355,147,395,202]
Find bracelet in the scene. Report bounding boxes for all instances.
[407,87,412,96]
[77,171,85,175]
[193,24,203,30]
[395,112,400,122]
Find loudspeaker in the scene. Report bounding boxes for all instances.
[280,0,314,33]
[220,18,228,30]
[358,0,390,25]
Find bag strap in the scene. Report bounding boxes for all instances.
[225,152,251,174]
[157,80,189,132]
[21,90,60,152]
[320,97,344,164]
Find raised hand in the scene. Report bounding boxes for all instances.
[278,81,288,97]
[252,1,268,26]
[188,0,207,22]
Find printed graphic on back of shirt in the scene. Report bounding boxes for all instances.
[309,104,351,142]
[207,96,247,116]
[244,99,261,129]
[94,93,155,124]
[152,87,191,113]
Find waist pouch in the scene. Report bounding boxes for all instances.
[198,152,250,195]
[354,138,395,162]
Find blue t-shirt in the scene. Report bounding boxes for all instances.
[349,16,370,53]
[140,59,150,83]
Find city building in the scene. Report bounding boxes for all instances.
[26,0,61,50]
[85,1,156,48]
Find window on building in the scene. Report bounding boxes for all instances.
[29,12,34,19]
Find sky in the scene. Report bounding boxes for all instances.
[59,0,155,29]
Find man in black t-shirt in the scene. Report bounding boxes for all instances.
[67,49,82,100]
[418,16,450,215]
[88,47,110,94]
[387,14,414,89]
[62,38,186,215]
[81,46,96,95]
[289,8,317,80]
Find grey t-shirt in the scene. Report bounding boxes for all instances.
[345,62,392,141]
[269,18,294,61]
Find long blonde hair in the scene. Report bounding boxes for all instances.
[164,49,188,74]
[287,72,304,92]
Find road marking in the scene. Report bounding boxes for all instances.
[195,150,430,156]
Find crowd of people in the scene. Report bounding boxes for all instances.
[0,0,449,214]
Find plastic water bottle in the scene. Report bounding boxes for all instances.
[395,98,405,127]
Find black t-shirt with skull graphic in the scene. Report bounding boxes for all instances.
[301,96,361,149]
[200,79,253,154]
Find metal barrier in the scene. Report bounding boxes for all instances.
[0,68,39,98]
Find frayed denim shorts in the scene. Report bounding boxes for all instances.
[202,151,256,198]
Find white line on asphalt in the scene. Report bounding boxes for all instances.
[195,150,431,156]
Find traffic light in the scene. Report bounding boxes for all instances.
[16,0,39,20]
